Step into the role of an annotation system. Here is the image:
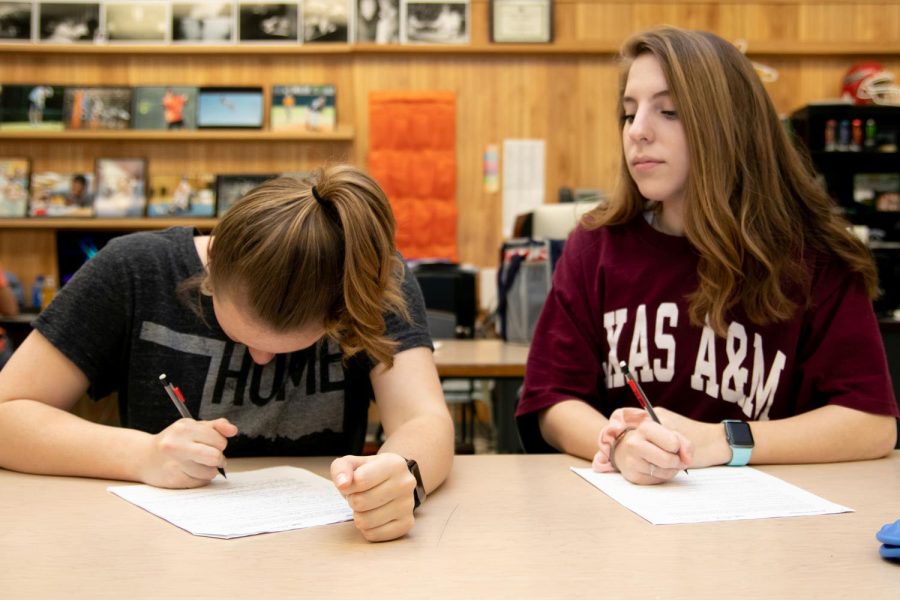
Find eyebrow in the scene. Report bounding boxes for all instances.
[621,90,671,104]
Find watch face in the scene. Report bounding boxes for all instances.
[726,421,754,447]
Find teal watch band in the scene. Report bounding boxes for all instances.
[727,446,752,466]
[723,420,754,467]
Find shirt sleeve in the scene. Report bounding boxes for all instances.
[516,228,608,450]
[792,260,899,418]
[33,237,135,400]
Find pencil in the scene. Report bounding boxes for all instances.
[618,360,687,474]
[159,373,227,479]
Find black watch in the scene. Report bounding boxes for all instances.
[405,458,426,510]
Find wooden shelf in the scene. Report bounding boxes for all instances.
[1,41,898,57]
[0,127,354,142]
[0,218,217,231]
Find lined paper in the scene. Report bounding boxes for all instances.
[572,466,852,525]
[109,466,352,538]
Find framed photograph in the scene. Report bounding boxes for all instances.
[239,2,299,42]
[215,174,276,217]
[0,84,66,131]
[29,171,95,217]
[104,2,169,42]
[148,173,216,217]
[38,2,100,42]
[172,1,234,42]
[94,158,147,217]
[63,87,132,130]
[270,85,336,132]
[355,0,398,44]
[490,0,552,43]
[197,87,264,129]
[0,2,33,41]
[402,0,468,45]
[132,86,198,130]
[0,158,30,217]
[303,0,349,43]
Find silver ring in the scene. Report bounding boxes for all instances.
[649,464,656,478]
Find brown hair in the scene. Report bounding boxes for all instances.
[584,25,878,336]
[199,166,408,367]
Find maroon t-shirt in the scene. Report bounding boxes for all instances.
[517,216,899,450]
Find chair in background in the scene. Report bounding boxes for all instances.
[411,263,480,453]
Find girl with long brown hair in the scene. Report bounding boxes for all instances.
[517,26,897,484]
[0,165,454,541]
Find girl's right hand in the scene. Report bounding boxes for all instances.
[140,418,237,488]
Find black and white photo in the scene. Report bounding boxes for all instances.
[239,2,299,42]
[172,1,234,42]
[105,2,169,42]
[356,0,399,44]
[403,1,468,45]
[0,2,32,40]
[39,2,100,42]
[303,0,349,43]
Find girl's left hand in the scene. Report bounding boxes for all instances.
[330,452,417,542]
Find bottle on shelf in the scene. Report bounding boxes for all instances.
[40,276,57,310]
[31,275,44,310]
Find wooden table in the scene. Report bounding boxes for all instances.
[433,339,529,452]
[2,453,898,599]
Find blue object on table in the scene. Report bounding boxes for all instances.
[876,519,900,561]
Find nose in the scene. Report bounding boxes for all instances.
[248,347,275,365]
[626,107,653,144]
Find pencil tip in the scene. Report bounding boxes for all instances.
[159,373,167,381]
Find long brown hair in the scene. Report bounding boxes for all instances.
[200,166,409,367]
[584,25,878,336]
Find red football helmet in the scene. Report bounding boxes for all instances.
[841,62,900,106]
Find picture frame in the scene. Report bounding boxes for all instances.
[197,87,264,129]
[490,0,552,44]
[94,158,147,217]
[63,87,133,130]
[238,1,299,43]
[104,2,169,43]
[0,84,66,131]
[215,174,276,217]
[0,2,33,41]
[38,2,100,43]
[0,158,30,217]
[355,0,399,44]
[402,0,468,45]
[270,85,336,132]
[148,173,216,217]
[303,0,349,43]
[29,170,95,217]
[132,86,198,130]
[171,1,234,43]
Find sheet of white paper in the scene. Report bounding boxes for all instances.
[571,466,852,525]
[108,466,352,538]
[502,139,545,237]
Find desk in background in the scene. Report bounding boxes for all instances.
[433,339,528,453]
[1,453,898,598]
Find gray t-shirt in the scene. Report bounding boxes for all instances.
[35,227,432,456]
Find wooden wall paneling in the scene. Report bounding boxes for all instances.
[0,231,57,301]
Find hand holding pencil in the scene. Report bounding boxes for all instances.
[140,373,236,488]
[591,362,692,484]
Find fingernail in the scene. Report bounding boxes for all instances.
[336,473,348,486]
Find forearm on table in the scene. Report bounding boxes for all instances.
[0,399,150,480]
[378,413,454,493]
[538,400,609,460]
[683,404,897,466]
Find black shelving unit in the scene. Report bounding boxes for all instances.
[791,104,900,316]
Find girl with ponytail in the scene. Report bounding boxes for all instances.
[0,165,454,542]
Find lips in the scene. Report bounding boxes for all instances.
[631,156,663,166]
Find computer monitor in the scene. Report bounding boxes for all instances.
[531,201,601,240]
[56,230,131,286]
